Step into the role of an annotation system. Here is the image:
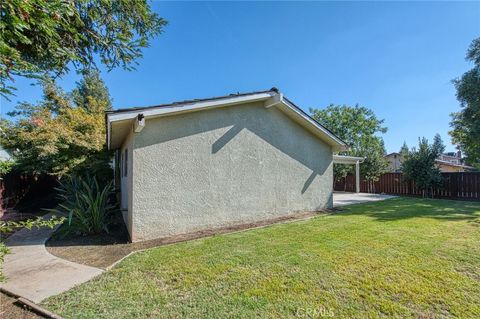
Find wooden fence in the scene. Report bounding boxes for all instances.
[334,172,480,201]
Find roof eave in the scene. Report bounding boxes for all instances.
[106,90,347,151]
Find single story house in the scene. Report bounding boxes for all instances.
[106,88,347,242]
[385,151,474,173]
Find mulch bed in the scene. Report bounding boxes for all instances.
[0,292,46,319]
[46,210,337,269]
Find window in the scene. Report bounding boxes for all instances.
[124,149,128,177]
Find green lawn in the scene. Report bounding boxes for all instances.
[42,198,480,318]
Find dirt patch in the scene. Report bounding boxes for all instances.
[0,292,45,319]
[46,210,330,269]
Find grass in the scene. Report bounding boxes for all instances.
[0,242,9,282]
[42,198,480,318]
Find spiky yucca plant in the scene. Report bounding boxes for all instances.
[50,175,114,235]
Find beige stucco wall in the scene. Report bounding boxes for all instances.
[128,102,334,242]
[437,163,465,173]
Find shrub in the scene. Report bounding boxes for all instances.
[0,160,14,176]
[401,136,444,198]
[0,242,9,282]
[0,216,65,234]
[50,175,114,236]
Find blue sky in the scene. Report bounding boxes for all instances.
[1,1,479,153]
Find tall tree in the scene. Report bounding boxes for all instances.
[71,69,112,112]
[401,136,443,198]
[399,141,409,157]
[432,133,446,155]
[310,104,388,182]
[0,0,167,97]
[450,37,480,168]
[0,71,111,180]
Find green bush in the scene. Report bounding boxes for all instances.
[0,160,14,176]
[0,216,65,234]
[50,175,114,236]
[0,242,9,281]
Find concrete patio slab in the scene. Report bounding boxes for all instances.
[0,214,103,303]
[333,192,397,207]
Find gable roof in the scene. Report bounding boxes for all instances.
[435,159,474,169]
[385,152,401,157]
[106,88,347,151]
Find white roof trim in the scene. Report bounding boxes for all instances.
[333,155,365,164]
[107,91,347,150]
[107,92,274,123]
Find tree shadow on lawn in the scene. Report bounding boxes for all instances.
[337,198,480,223]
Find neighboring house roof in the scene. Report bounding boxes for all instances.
[384,152,474,170]
[385,152,400,157]
[435,159,475,170]
[106,88,347,151]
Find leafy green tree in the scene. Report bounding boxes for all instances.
[72,69,112,112]
[401,136,443,198]
[0,70,111,179]
[310,104,388,182]
[0,0,167,97]
[450,37,480,168]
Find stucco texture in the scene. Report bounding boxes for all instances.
[129,102,333,242]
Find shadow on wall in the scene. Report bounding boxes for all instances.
[134,102,332,194]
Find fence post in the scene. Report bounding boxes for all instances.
[355,160,360,193]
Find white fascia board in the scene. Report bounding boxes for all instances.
[107,92,275,123]
[280,99,346,149]
[333,155,365,164]
[107,91,347,151]
[107,92,274,150]
[264,93,283,108]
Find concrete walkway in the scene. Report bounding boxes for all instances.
[333,192,397,207]
[1,214,103,303]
